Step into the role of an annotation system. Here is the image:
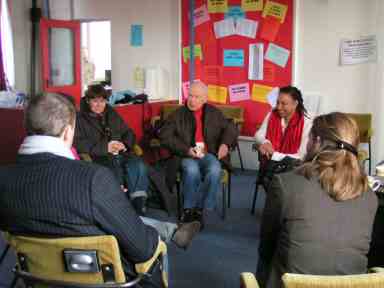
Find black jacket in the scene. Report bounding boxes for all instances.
[159,104,238,168]
[74,103,135,158]
[0,153,159,285]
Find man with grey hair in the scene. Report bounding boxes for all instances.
[159,81,238,226]
[0,93,199,287]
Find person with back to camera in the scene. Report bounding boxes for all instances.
[255,86,312,163]
[256,112,378,288]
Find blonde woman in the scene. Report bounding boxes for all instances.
[257,112,378,288]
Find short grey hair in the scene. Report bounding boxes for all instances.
[25,93,76,137]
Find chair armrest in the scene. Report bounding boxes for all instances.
[151,116,161,127]
[133,144,143,157]
[135,240,168,287]
[369,267,384,273]
[79,153,93,162]
[240,273,260,288]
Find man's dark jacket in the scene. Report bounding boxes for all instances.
[0,153,159,286]
[159,104,238,181]
[74,102,135,158]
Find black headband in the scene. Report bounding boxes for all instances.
[335,140,358,156]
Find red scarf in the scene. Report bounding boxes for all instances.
[194,108,204,143]
[265,110,304,154]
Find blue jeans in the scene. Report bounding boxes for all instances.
[123,156,149,199]
[96,155,149,199]
[181,153,221,210]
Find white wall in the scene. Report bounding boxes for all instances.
[73,0,180,100]
[294,0,378,115]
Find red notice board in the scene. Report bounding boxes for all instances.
[182,0,293,136]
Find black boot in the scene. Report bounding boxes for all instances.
[180,208,195,223]
[192,208,204,231]
[132,196,147,216]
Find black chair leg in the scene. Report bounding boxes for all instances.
[236,143,245,171]
[222,184,227,220]
[176,181,182,221]
[227,171,232,208]
[251,182,260,215]
[0,243,10,265]
[9,275,18,288]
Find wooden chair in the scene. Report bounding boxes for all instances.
[346,113,373,175]
[5,233,168,288]
[240,268,384,288]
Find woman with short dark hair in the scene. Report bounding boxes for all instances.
[257,112,378,288]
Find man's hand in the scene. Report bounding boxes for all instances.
[258,142,274,159]
[217,144,229,160]
[188,147,199,158]
[108,141,126,154]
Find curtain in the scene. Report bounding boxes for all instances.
[0,0,14,90]
[0,0,6,90]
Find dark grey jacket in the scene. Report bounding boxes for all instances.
[0,153,159,286]
[257,171,378,288]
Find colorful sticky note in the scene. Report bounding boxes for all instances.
[223,49,244,67]
[225,6,245,22]
[241,0,263,11]
[229,83,250,102]
[208,0,228,13]
[252,84,273,103]
[264,63,276,82]
[130,24,143,47]
[262,0,288,23]
[203,66,223,83]
[265,43,290,68]
[183,44,203,63]
[208,85,228,104]
[259,16,281,42]
[194,5,210,27]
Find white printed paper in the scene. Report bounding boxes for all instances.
[248,43,264,80]
[236,18,258,38]
[214,18,236,39]
[267,87,279,107]
[340,35,377,65]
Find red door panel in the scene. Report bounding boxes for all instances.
[40,18,82,107]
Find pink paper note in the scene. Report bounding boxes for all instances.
[194,5,210,27]
[182,81,190,100]
[229,83,250,102]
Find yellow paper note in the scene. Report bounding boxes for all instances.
[208,0,228,13]
[262,1,288,23]
[241,0,263,12]
[183,44,203,63]
[252,84,273,103]
[208,85,227,104]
